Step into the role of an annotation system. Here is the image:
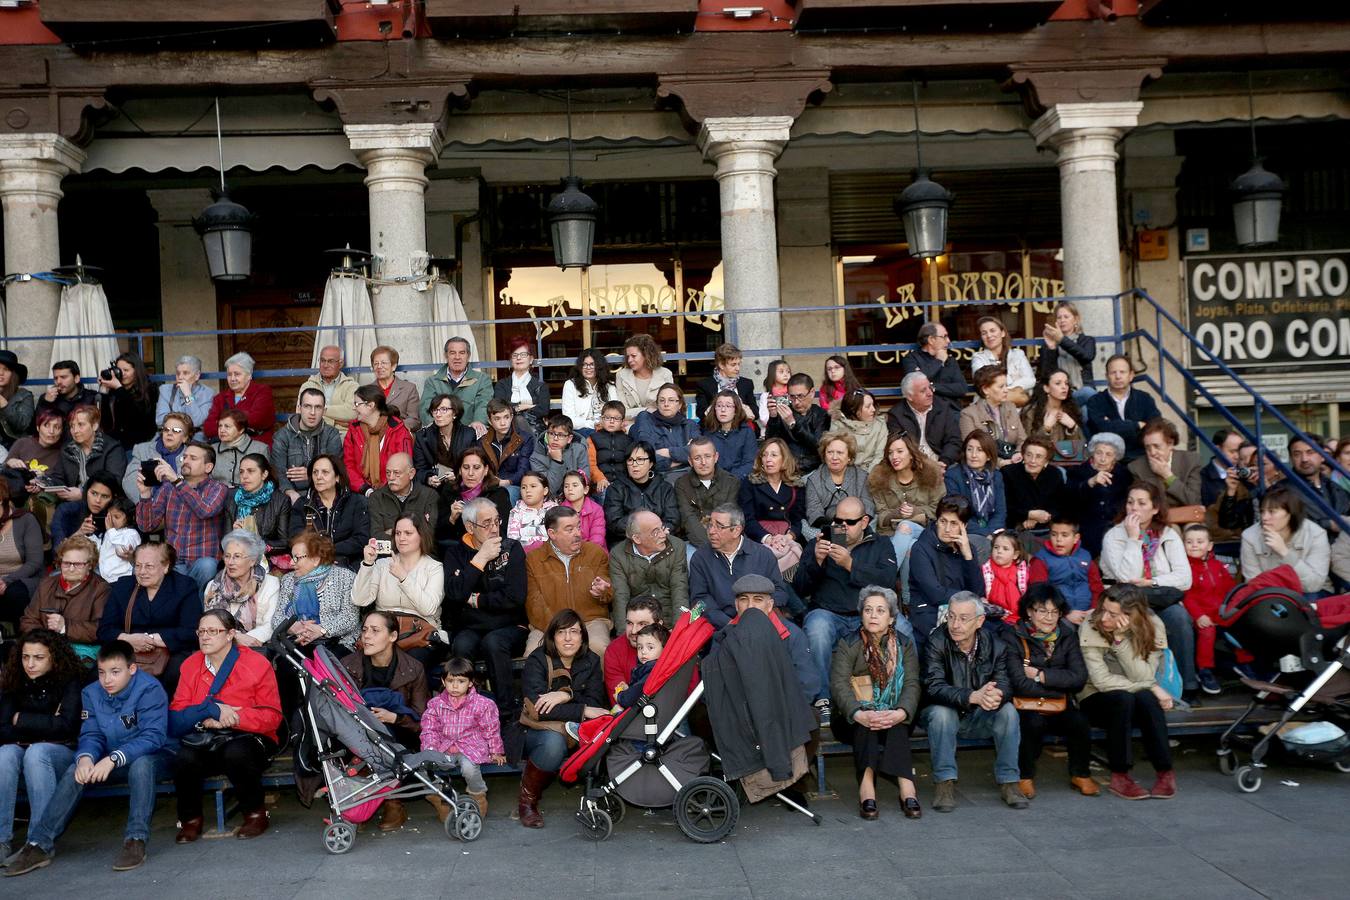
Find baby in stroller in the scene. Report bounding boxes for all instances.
[567,623,670,749]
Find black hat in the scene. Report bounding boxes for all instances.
[0,350,28,385]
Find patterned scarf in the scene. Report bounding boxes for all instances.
[713,370,737,394]
[289,564,332,621]
[859,627,905,712]
[964,465,996,521]
[1140,528,1162,579]
[232,479,275,521]
[206,561,267,631]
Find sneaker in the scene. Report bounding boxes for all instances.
[999,783,1030,809]
[112,839,145,872]
[3,844,52,877]
[1108,772,1150,800]
[564,721,581,741]
[813,698,831,728]
[932,779,957,813]
[1198,669,1222,696]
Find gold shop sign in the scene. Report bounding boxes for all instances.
[500,283,724,339]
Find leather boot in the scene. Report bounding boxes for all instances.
[1070,776,1101,797]
[1149,769,1177,799]
[175,817,204,844]
[516,762,554,828]
[1108,772,1149,800]
[1017,778,1036,800]
[468,791,488,817]
[377,799,407,832]
[426,795,451,823]
[237,809,270,840]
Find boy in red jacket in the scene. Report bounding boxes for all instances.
[1183,524,1236,696]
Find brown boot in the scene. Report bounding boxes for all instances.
[427,795,451,823]
[175,817,204,844]
[468,791,488,816]
[516,762,554,828]
[377,799,407,832]
[1070,776,1101,797]
[237,809,270,839]
[1017,778,1036,800]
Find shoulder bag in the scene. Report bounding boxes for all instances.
[124,587,170,677]
[181,649,249,752]
[519,657,573,736]
[394,613,435,650]
[1011,636,1066,714]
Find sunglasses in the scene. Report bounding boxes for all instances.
[832,516,864,527]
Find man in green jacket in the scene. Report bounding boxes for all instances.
[608,509,689,630]
[421,336,492,435]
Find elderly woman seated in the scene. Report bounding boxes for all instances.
[354,516,445,669]
[830,585,921,821]
[1068,431,1133,557]
[97,542,203,695]
[20,535,111,657]
[340,609,429,832]
[204,529,281,648]
[271,530,359,655]
[169,608,283,843]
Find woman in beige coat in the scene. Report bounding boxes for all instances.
[959,365,1027,468]
[353,515,444,667]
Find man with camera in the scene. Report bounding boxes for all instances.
[764,373,831,474]
[134,441,227,593]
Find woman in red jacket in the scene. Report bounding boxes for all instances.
[203,352,276,446]
[342,384,414,494]
[169,608,282,843]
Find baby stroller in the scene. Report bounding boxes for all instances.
[560,605,821,842]
[270,622,484,853]
[1214,569,1350,793]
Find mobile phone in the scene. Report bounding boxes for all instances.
[91,513,107,532]
[776,396,789,407]
[141,459,162,486]
[830,525,847,544]
[374,539,393,556]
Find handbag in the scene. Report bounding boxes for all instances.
[1138,585,1185,610]
[1166,505,1206,526]
[1156,647,1184,700]
[181,646,247,752]
[850,674,873,703]
[124,588,170,677]
[519,658,573,736]
[1011,636,1067,714]
[393,613,435,650]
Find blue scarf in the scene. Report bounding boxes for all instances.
[289,564,331,621]
[964,465,996,521]
[232,479,275,521]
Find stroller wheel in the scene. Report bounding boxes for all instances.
[577,806,612,842]
[455,796,478,818]
[1235,766,1262,793]
[1217,751,1237,776]
[449,808,483,842]
[674,776,740,844]
[322,820,356,854]
[599,792,626,826]
[1333,759,1350,774]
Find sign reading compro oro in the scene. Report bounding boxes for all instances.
[1185,250,1350,373]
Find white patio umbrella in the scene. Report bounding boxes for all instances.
[312,273,378,378]
[429,280,479,362]
[50,281,119,382]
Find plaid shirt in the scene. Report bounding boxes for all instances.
[135,477,227,563]
[420,687,503,765]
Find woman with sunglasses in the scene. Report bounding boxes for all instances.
[122,412,193,500]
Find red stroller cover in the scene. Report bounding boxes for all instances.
[559,606,714,784]
[1217,565,1305,626]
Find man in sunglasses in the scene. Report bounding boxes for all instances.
[121,412,193,500]
[792,496,899,727]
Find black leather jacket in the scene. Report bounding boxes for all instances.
[921,626,1013,716]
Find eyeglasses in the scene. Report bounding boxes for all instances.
[948,614,982,625]
[292,552,310,561]
[601,415,623,423]
[547,431,571,439]
[707,520,739,532]
[160,426,185,435]
[554,626,583,638]
[222,552,253,562]
[60,559,91,568]
[319,357,342,365]
[787,392,811,400]
[432,406,455,415]
[353,399,370,408]
[470,517,502,529]
[196,628,230,638]
[832,516,864,527]
[510,351,531,360]
[1030,607,1062,618]
[627,456,650,464]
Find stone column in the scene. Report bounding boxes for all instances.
[148,188,221,381]
[345,123,442,369]
[0,134,85,373]
[1031,102,1143,368]
[697,116,792,358]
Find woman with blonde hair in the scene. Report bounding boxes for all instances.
[614,334,674,420]
[739,437,806,573]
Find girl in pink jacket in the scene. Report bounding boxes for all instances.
[561,470,608,551]
[420,657,504,816]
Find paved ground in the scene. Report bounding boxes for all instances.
[9,736,1349,899]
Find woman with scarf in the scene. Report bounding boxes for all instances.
[818,355,862,417]
[271,530,359,655]
[223,453,290,559]
[943,430,1006,545]
[0,480,44,629]
[1002,583,1095,799]
[341,609,428,831]
[209,408,269,486]
[628,384,700,477]
[122,411,192,500]
[203,529,280,647]
[692,342,757,421]
[959,365,1026,468]
[699,390,756,479]
[413,393,477,488]
[837,389,888,474]
[342,384,414,495]
[55,404,127,500]
[438,445,513,549]
[169,608,283,843]
[289,454,368,569]
[829,585,921,821]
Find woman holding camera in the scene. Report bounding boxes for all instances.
[959,365,1026,468]
[353,516,445,668]
[98,352,157,452]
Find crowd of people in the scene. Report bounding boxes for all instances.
[1,305,1348,873]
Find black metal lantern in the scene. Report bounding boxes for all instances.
[547,89,599,270]
[1231,75,1284,250]
[195,98,254,282]
[894,82,952,260]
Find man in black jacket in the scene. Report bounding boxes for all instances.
[919,591,1027,812]
[1083,354,1160,461]
[900,322,970,412]
[765,373,830,474]
[886,373,961,467]
[793,497,899,725]
[674,437,741,549]
[907,495,983,653]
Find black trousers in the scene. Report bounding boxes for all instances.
[1017,707,1092,780]
[175,733,276,820]
[1080,689,1173,774]
[0,580,32,628]
[848,721,915,786]
[450,626,527,713]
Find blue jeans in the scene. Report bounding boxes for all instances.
[0,742,75,843]
[1157,602,1198,691]
[805,609,913,703]
[522,728,569,773]
[26,751,174,852]
[890,525,921,607]
[920,703,1021,785]
[177,557,219,596]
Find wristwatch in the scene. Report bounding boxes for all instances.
[1151,578,1158,588]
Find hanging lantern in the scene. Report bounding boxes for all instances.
[547,175,598,270]
[194,191,255,282]
[1230,160,1284,250]
[895,170,952,260]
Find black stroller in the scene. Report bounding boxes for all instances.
[1214,578,1350,793]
